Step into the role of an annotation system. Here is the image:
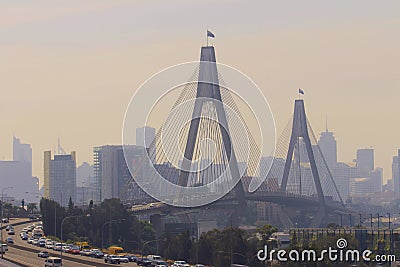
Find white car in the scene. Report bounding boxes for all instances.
[46,242,54,249]
[53,243,62,251]
[118,255,129,263]
[172,261,187,267]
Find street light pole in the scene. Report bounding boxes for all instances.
[60,214,89,263]
[141,239,159,262]
[1,187,13,259]
[369,213,373,228]
[101,219,126,250]
[388,213,391,230]
[377,213,380,229]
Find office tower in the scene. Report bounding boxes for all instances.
[94,145,146,201]
[44,151,77,206]
[318,129,337,173]
[356,148,374,177]
[13,136,32,173]
[370,168,383,192]
[334,162,357,201]
[0,137,38,203]
[392,149,400,193]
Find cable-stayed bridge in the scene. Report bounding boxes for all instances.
[122,45,350,228]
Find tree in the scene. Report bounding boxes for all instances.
[27,203,37,213]
[68,196,74,212]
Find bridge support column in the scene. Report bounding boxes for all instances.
[150,214,165,239]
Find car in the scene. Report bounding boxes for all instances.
[44,257,62,267]
[32,239,39,246]
[5,225,11,231]
[61,245,71,253]
[104,255,121,264]
[118,255,129,263]
[69,246,80,254]
[53,243,62,251]
[38,251,49,258]
[6,237,13,244]
[126,255,138,262]
[147,255,162,261]
[21,233,29,240]
[1,218,9,223]
[1,243,8,252]
[172,261,187,267]
[140,259,153,266]
[80,249,92,256]
[8,229,15,235]
[27,237,34,244]
[151,260,168,267]
[89,249,104,258]
[45,242,54,249]
[38,240,46,247]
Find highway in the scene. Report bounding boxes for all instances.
[3,220,140,267]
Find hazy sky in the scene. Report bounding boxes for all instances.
[1,1,400,186]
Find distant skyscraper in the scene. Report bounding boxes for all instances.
[392,149,400,193]
[94,145,146,201]
[0,137,38,204]
[318,128,337,173]
[334,162,357,201]
[136,126,156,148]
[13,136,32,175]
[44,151,77,206]
[356,148,374,177]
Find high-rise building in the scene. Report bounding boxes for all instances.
[13,136,32,171]
[94,145,146,201]
[0,137,38,204]
[392,149,400,193]
[370,168,383,192]
[136,126,156,148]
[318,129,337,173]
[334,162,357,201]
[356,148,374,177]
[44,151,77,206]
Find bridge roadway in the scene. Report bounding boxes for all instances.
[129,191,347,215]
[3,220,140,267]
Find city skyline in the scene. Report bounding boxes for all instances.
[1,1,400,185]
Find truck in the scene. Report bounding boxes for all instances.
[106,246,127,256]
[75,241,90,250]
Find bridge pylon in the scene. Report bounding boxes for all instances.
[280,99,327,227]
[177,46,246,214]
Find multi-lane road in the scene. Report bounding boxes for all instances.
[2,219,140,267]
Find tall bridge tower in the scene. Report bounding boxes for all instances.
[177,46,246,209]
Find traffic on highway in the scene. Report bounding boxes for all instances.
[1,220,206,267]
